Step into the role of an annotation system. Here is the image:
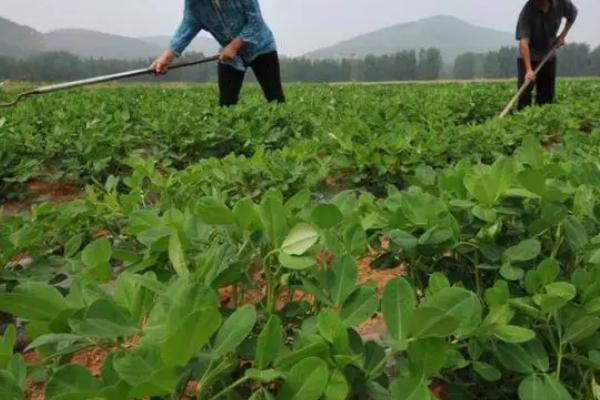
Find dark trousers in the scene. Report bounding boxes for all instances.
[218,51,285,106]
[517,57,557,110]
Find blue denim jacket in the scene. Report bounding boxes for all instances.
[169,0,277,71]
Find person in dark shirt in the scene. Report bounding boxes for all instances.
[516,0,578,109]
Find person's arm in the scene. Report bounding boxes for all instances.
[151,1,202,74]
[220,0,264,62]
[519,38,536,82]
[516,8,535,82]
[556,1,578,46]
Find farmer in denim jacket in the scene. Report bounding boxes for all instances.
[152,0,285,106]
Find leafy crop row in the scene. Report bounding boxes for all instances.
[1,81,600,399]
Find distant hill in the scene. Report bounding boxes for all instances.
[140,36,219,56]
[45,29,163,60]
[306,15,514,62]
[0,16,45,57]
[0,16,218,60]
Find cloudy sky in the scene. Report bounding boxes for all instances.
[2,0,599,55]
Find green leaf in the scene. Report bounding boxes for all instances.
[407,307,459,339]
[168,232,188,276]
[233,198,261,231]
[504,239,541,262]
[524,339,550,372]
[427,273,450,295]
[490,157,516,196]
[0,325,16,369]
[533,282,577,313]
[317,310,349,354]
[563,316,600,344]
[485,280,510,307]
[493,325,536,344]
[537,259,560,286]
[0,282,68,321]
[426,287,482,338]
[249,389,276,400]
[213,305,256,356]
[25,333,85,351]
[473,361,501,382]
[517,136,545,169]
[464,158,515,206]
[281,223,320,256]
[518,169,547,197]
[519,375,545,400]
[113,344,159,386]
[542,375,574,400]
[340,286,379,327]
[562,216,589,252]
[245,369,284,383]
[278,253,315,270]
[195,197,236,225]
[277,357,329,400]
[407,338,449,380]
[468,339,483,361]
[518,375,573,400]
[331,254,358,306]
[81,237,112,282]
[161,307,222,367]
[472,205,497,222]
[0,371,24,400]
[113,344,178,395]
[275,340,328,370]
[390,376,433,400]
[82,237,111,267]
[500,263,525,281]
[382,277,415,342]
[311,204,343,229]
[256,315,283,370]
[68,299,139,339]
[45,364,100,400]
[261,190,288,248]
[495,342,535,374]
[324,369,349,400]
[573,186,596,219]
[389,230,418,254]
[418,227,453,247]
[343,222,367,256]
[64,234,84,258]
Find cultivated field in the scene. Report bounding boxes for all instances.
[1,80,600,400]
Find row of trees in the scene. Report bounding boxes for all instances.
[280,49,442,82]
[1,44,599,83]
[0,49,443,83]
[453,43,600,80]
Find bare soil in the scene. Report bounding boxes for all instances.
[1,179,81,215]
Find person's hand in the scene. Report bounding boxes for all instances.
[555,34,567,47]
[525,68,536,83]
[151,50,176,75]
[219,38,243,62]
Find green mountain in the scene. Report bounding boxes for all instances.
[0,16,45,57]
[44,29,163,60]
[305,15,515,62]
[0,17,219,60]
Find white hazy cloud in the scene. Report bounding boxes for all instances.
[2,0,599,56]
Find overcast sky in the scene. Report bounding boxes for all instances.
[2,0,599,56]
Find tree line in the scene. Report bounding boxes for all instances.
[0,49,443,83]
[0,44,598,83]
[453,43,600,80]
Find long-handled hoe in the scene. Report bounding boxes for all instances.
[0,55,219,108]
[499,45,560,118]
